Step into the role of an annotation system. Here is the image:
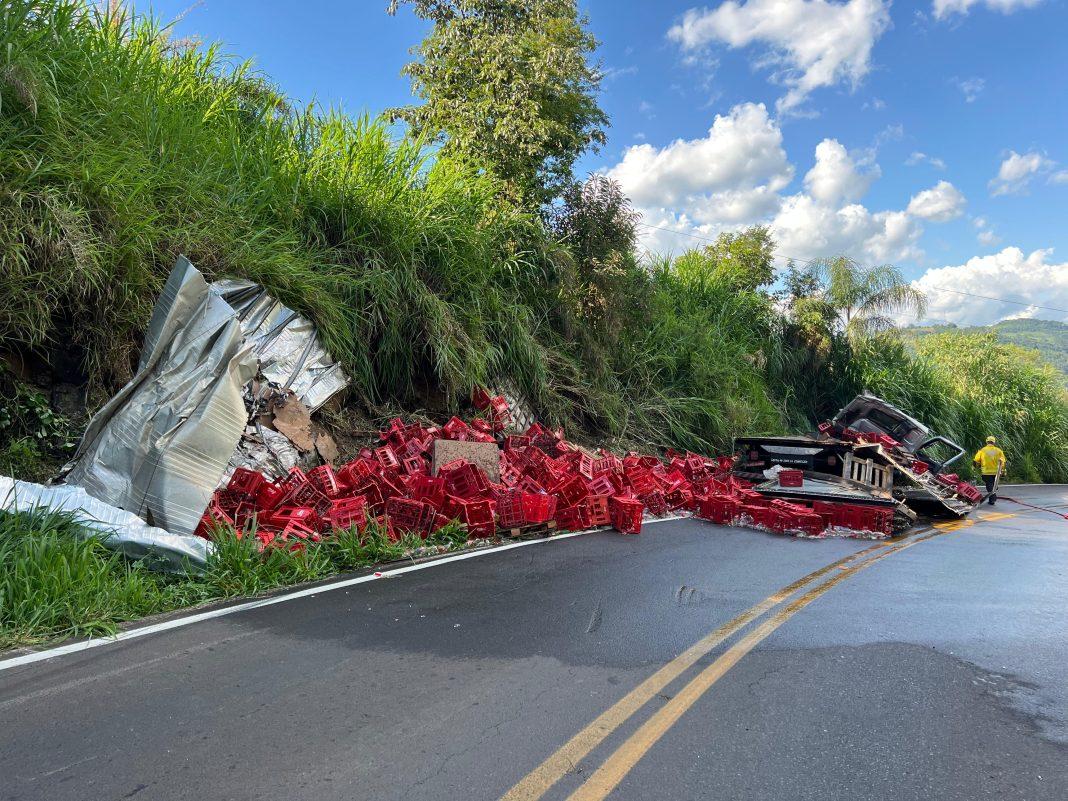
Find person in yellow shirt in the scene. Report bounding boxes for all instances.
[973,436,1007,505]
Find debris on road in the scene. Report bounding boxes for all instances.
[193,395,908,553]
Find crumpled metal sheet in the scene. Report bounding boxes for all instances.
[63,256,259,538]
[211,279,349,411]
[0,476,212,571]
[221,425,301,485]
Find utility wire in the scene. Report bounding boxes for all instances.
[635,221,1068,316]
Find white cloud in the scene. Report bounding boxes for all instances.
[933,0,1044,21]
[905,151,947,170]
[950,76,985,102]
[771,197,922,263]
[1051,170,1068,185]
[906,180,967,222]
[989,150,1056,196]
[667,0,891,113]
[977,229,1001,246]
[913,247,1068,325]
[606,103,972,265]
[606,102,792,217]
[804,139,879,205]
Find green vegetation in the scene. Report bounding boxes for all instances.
[905,320,1068,386]
[0,508,474,649]
[388,0,607,205]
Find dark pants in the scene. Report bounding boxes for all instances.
[983,474,997,504]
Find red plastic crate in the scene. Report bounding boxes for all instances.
[496,491,558,528]
[386,497,437,536]
[956,482,982,503]
[581,494,611,526]
[640,490,668,517]
[307,465,341,498]
[471,387,492,410]
[443,462,490,498]
[696,495,739,525]
[553,475,589,507]
[443,416,471,440]
[324,496,368,531]
[227,467,265,497]
[336,458,374,489]
[278,482,332,518]
[555,504,592,531]
[351,478,385,513]
[447,497,495,538]
[254,480,288,511]
[408,474,446,509]
[777,469,804,488]
[609,495,644,534]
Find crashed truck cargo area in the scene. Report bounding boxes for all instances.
[736,394,982,520]
[44,255,351,567]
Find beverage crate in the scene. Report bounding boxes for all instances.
[407,474,446,509]
[555,504,592,531]
[375,445,401,471]
[471,386,492,410]
[640,490,668,516]
[443,461,490,498]
[336,458,374,489]
[351,478,385,513]
[254,480,288,511]
[443,416,470,440]
[227,467,265,497]
[696,495,739,525]
[553,475,590,507]
[575,494,609,527]
[956,482,983,503]
[278,482,332,518]
[910,459,930,475]
[307,465,341,498]
[386,497,437,536]
[609,495,644,534]
[325,496,368,531]
[777,469,804,488]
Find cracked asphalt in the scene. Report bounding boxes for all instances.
[1,485,1066,801]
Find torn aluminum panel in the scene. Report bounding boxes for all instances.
[62,256,258,538]
[211,279,349,411]
[221,425,301,485]
[0,476,211,571]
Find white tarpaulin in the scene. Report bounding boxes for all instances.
[0,476,212,571]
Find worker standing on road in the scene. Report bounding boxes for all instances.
[973,436,1007,505]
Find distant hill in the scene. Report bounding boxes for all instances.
[904,319,1068,385]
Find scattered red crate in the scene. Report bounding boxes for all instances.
[609,495,644,534]
[777,469,803,488]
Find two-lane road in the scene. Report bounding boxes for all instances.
[2,485,1066,800]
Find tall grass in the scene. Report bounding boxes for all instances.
[0,508,477,649]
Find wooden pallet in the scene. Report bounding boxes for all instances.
[502,520,558,540]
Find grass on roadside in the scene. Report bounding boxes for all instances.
[0,509,475,651]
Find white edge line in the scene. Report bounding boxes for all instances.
[0,514,691,672]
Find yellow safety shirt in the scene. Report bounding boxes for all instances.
[973,445,1006,475]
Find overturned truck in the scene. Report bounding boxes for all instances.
[735,394,981,533]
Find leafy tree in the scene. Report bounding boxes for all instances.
[672,227,777,293]
[387,0,608,206]
[546,173,641,342]
[815,256,927,339]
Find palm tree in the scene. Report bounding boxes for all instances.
[815,256,927,339]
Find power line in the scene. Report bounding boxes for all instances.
[635,221,1068,316]
[924,286,1068,315]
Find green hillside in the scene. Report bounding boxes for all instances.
[905,320,1068,385]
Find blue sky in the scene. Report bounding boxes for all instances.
[144,0,1068,326]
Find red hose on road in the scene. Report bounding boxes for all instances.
[998,496,1068,521]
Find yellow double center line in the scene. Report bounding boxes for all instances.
[502,522,968,801]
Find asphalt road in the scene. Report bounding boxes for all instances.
[2,485,1066,801]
